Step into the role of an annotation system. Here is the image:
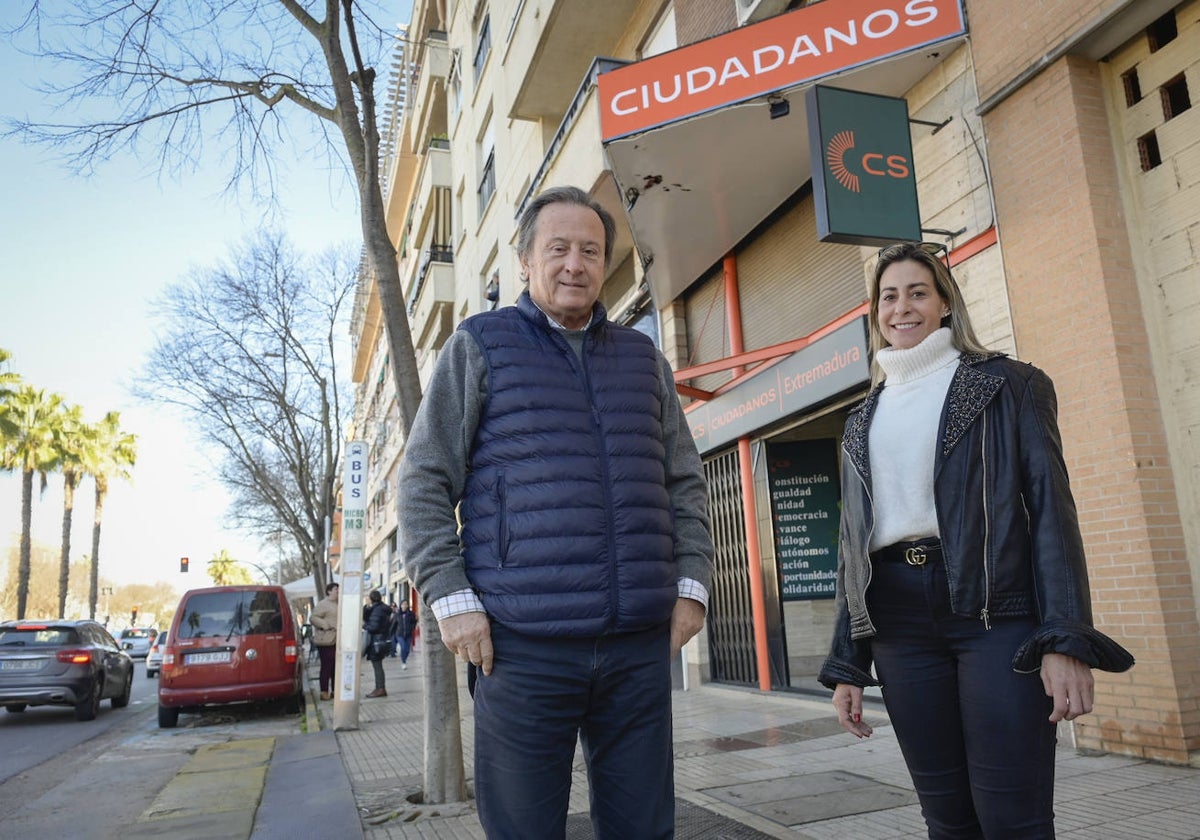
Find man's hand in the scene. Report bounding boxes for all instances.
[669,597,705,657]
[1041,652,1094,722]
[439,611,494,676]
[833,683,873,739]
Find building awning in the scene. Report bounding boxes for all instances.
[598,0,967,306]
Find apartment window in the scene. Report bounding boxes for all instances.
[448,50,462,124]
[1147,12,1177,52]
[1160,74,1191,121]
[485,270,500,311]
[1137,131,1162,172]
[1121,68,1141,107]
[477,117,495,218]
[473,14,491,85]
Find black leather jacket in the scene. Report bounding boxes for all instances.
[819,353,1133,690]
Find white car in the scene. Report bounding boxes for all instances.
[118,627,157,659]
[145,631,168,678]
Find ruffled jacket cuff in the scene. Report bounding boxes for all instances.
[1011,619,1135,673]
[817,656,881,692]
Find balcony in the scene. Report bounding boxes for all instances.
[403,30,450,161]
[410,141,452,242]
[515,58,635,279]
[506,0,641,123]
[407,246,454,349]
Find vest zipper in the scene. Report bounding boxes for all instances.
[496,472,508,569]
[980,412,992,630]
[578,335,621,629]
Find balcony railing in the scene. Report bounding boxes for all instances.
[407,246,455,317]
[515,57,629,220]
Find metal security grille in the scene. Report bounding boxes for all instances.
[704,447,757,686]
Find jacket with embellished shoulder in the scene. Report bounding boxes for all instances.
[457,292,678,637]
[819,353,1133,690]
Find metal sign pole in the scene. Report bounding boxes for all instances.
[333,440,368,731]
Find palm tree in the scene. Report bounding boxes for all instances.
[0,386,65,619]
[83,411,137,619]
[54,403,93,618]
[0,348,20,401]
[207,549,255,586]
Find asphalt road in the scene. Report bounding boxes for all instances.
[0,658,304,840]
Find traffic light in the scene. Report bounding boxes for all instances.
[180,556,189,573]
[131,606,139,624]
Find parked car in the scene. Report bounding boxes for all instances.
[157,585,303,728]
[145,630,169,678]
[118,627,158,658]
[0,620,135,721]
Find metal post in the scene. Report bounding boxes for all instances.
[333,440,368,731]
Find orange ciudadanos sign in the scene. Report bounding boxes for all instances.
[598,0,966,141]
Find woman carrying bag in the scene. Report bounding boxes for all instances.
[362,589,392,698]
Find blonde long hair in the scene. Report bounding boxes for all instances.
[867,242,992,385]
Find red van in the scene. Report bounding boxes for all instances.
[157,585,303,728]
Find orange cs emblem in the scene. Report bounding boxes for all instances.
[826,130,911,194]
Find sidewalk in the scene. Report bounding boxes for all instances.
[322,651,1200,840]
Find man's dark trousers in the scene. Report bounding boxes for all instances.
[473,622,674,840]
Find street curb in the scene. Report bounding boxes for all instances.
[304,684,323,733]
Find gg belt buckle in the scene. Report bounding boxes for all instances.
[904,545,928,566]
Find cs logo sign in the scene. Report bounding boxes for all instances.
[826,130,911,194]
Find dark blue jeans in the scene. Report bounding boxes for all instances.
[868,554,1057,839]
[473,623,674,840]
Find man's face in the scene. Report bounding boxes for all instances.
[521,202,607,330]
[329,587,339,602]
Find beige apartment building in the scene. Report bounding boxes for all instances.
[351,0,1200,764]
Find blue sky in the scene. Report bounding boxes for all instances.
[0,3,412,593]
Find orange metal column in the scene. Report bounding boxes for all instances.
[723,254,772,691]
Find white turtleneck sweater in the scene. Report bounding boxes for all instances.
[867,328,961,552]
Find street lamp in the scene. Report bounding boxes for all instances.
[237,560,275,585]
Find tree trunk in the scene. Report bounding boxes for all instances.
[419,608,467,802]
[17,469,34,620]
[320,4,464,803]
[58,474,77,619]
[90,484,106,620]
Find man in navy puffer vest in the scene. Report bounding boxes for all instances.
[399,185,714,839]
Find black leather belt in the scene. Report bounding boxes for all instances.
[872,538,942,566]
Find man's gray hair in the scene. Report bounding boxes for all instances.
[516,185,617,270]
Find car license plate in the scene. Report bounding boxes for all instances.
[185,651,232,665]
[0,659,41,671]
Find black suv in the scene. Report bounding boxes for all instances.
[0,620,135,721]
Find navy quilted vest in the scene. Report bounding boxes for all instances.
[458,292,677,636]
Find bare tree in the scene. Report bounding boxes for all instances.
[8,0,462,802]
[138,232,348,595]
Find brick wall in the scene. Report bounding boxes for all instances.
[967,0,1116,103]
[674,0,737,46]
[983,54,1200,762]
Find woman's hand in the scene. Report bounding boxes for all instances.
[833,683,873,738]
[1041,652,1094,722]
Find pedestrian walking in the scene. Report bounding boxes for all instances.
[394,600,417,669]
[362,589,391,698]
[399,185,714,839]
[820,241,1134,839]
[309,582,339,701]
[387,600,400,657]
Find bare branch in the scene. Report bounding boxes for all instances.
[135,231,352,586]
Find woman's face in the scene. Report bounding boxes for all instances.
[876,259,950,350]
